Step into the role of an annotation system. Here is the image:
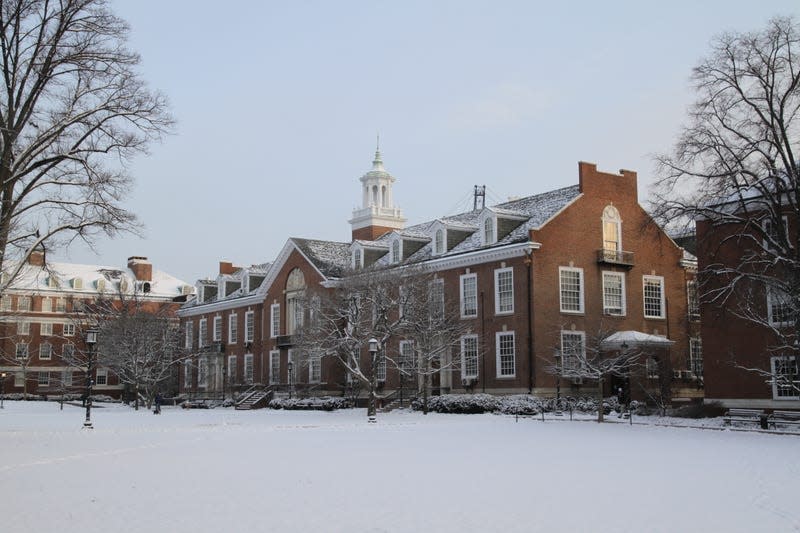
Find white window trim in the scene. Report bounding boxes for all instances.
[494,267,514,315]
[483,215,496,245]
[309,353,321,383]
[767,287,794,326]
[762,215,790,250]
[245,310,255,343]
[771,356,799,400]
[270,304,280,338]
[643,275,666,319]
[559,266,585,314]
[228,313,238,344]
[460,334,479,379]
[495,331,516,378]
[687,280,700,320]
[434,228,446,255]
[40,322,53,336]
[601,271,626,316]
[269,350,280,385]
[391,239,402,264]
[460,273,478,319]
[244,353,254,385]
[198,318,208,348]
[63,323,75,337]
[39,342,52,360]
[560,330,586,374]
[212,316,222,342]
[185,322,193,350]
[227,355,237,384]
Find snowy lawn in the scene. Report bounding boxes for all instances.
[1,402,797,533]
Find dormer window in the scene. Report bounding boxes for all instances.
[72,277,83,290]
[48,276,59,288]
[142,281,151,293]
[353,248,363,269]
[434,229,444,255]
[484,217,495,245]
[391,240,401,263]
[96,279,106,292]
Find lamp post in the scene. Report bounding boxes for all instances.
[83,328,98,429]
[368,338,378,423]
[1,371,6,409]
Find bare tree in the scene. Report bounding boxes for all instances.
[0,0,172,287]
[88,294,185,410]
[296,267,409,421]
[652,16,800,384]
[548,328,644,422]
[394,274,473,414]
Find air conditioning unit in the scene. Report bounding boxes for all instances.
[673,370,681,379]
[682,370,694,380]
[572,377,583,385]
[461,378,477,387]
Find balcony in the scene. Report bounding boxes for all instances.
[276,335,294,348]
[596,248,634,267]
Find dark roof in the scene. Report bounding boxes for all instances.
[291,238,352,278]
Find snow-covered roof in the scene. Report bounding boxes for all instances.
[7,260,191,299]
[291,238,351,278]
[600,331,675,348]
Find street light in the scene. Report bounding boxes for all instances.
[83,328,98,429]
[368,338,378,423]
[1,371,6,409]
[287,360,294,399]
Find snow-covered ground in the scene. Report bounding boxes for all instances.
[1,402,797,533]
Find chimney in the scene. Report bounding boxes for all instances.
[28,249,45,267]
[127,256,152,281]
[219,261,238,275]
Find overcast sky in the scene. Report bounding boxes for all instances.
[52,1,800,284]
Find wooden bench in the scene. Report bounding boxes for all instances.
[723,408,766,428]
[769,410,800,429]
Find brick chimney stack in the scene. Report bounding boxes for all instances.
[127,256,152,281]
[28,249,45,267]
[219,261,237,275]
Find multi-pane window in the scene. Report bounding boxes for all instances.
[643,276,665,319]
[198,358,208,387]
[687,280,700,320]
[484,217,494,244]
[399,340,415,374]
[430,278,445,319]
[771,356,798,399]
[0,295,11,310]
[228,355,237,384]
[62,370,73,387]
[40,322,53,336]
[559,267,584,313]
[375,350,387,382]
[494,268,514,314]
[42,298,52,312]
[270,351,280,385]
[17,296,30,311]
[602,205,622,252]
[213,316,222,342]
[353,248,362,269]
[17,321,30,335]
[63,323,75,336]
[270,304,280,338]
[560,331,585,373]
[39,342,52,360]
[95,369,108,386]
[460,273,478,318]
[762,215,789,251]
[63,344,75,359]
[602,271,625,316]
[184,361,192,389]
[15,343,28,359]
[689,338,703,376]
[198,318,208,348]
[55,298,66,312]
[229,313,238,344]
[245,311,255,342]
[646,357,659,379]
[391,240,401,263]
[38,372,50,387]
[768,287,794,325]
[495,331,515,377]
[185,322,194,349]
[244,354,254,384]
[461,334,479,379]
[309,354,321,383]
[287,297,303,335]
[435,229,444,254]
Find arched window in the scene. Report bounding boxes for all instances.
[484,217,495,245]
[602,205,622,252]
[435,229,444,254]
[353,248,362,269]
[372,185,378,206]
[285,268,306,335]
[381,185,387,207]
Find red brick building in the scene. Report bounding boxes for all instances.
[697,206,799,409]
[0,252,192,398]
[179,151,699,404]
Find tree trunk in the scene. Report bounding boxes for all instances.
[597,375,605,423]
[422,371,430,415]
[134,382,140,410]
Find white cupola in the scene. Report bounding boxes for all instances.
[349,139,406,241]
